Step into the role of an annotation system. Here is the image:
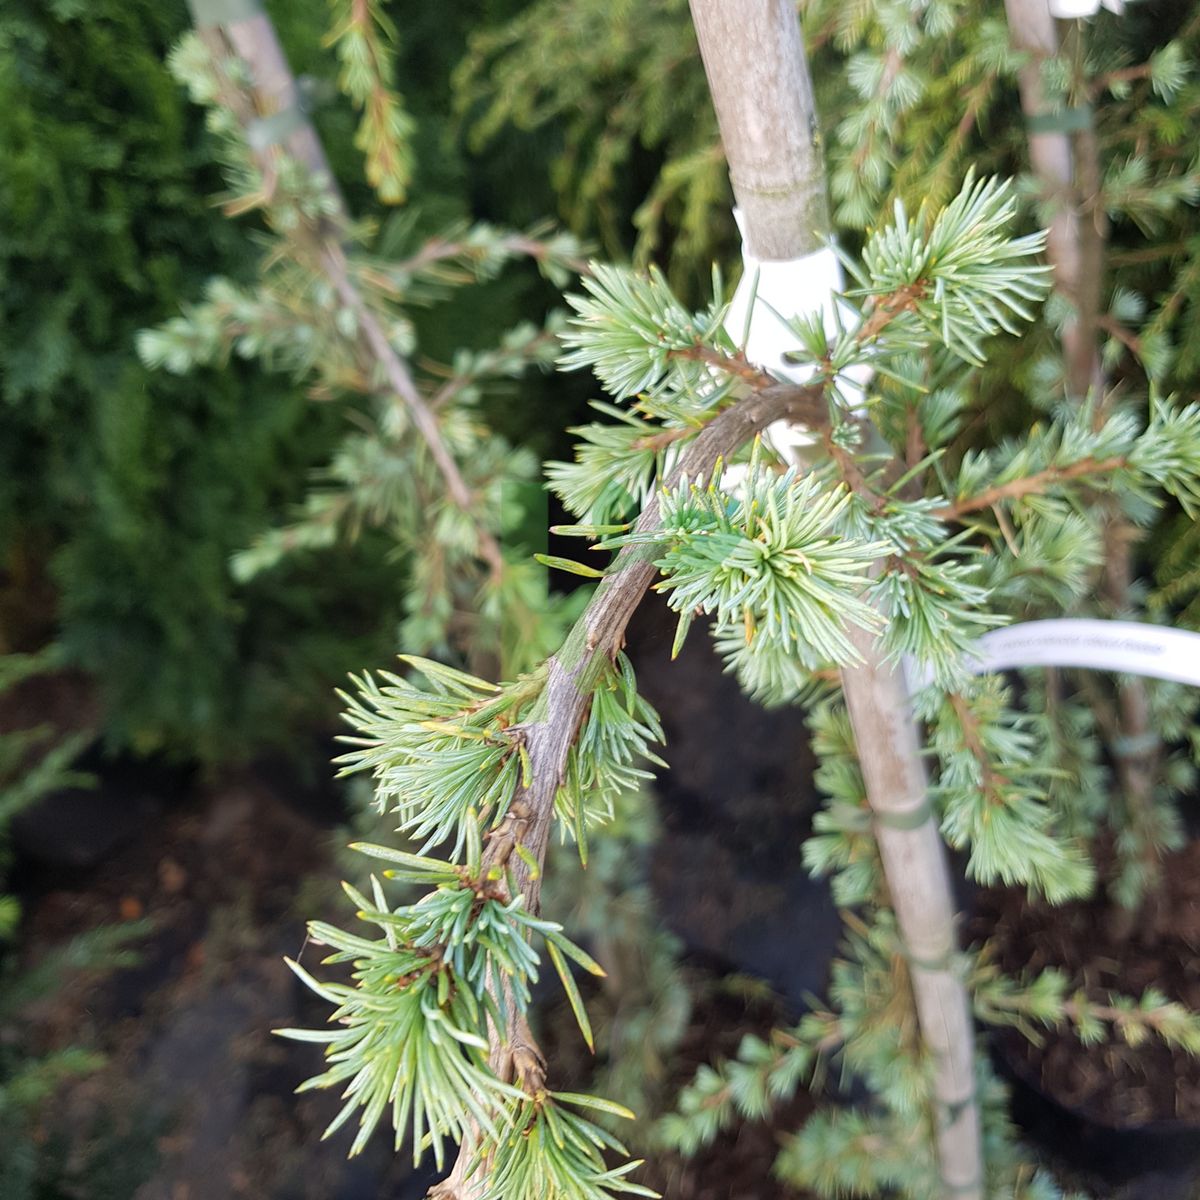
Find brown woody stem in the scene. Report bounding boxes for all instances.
[937,456,1127,521]
[435,378,827,1197]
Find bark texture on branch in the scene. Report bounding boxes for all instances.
[689,1,983,1196]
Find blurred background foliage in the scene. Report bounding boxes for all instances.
[0,0,390,760]
[0,0,570,762]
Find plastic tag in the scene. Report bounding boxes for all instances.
[722,210,869,463]
[1048,0,1126,17]
[967,618,1200,686]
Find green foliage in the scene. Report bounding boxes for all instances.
[479,1096,655,1200]
[973,958,1200,1055]
[454,0,723,287]
[562,178,1200,1197]
[924,680,1095,903]
[279,843,609,1164]
[147,29,592,681]
[559,655,666,854]
[281,810,655,1191]
[336,653,664,861]
[114,0,1200,1192]
[628,458,884,669]
[852,174,1051,366]
[801,699,879,907]
[0,0,400,759]
[337,656,539,856]
[545,403,663,527]
[558,264,730,405]
[282,177,1054,1197]
[326,0,416,204]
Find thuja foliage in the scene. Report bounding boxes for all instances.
[0,0,408,758]
[286,173,1200,1197]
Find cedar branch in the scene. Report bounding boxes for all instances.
[936,455,1126,521]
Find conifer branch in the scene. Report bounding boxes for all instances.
[320,241,506,577]
[670,344,777,389]
[189,5,506,578]
[473,377,828,907]
[327,0,415,204]
[972,961,1200,1056]
[937,455,1127,520]
[433,377,827,1196]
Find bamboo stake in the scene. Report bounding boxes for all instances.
[1003,0,1160,907]
[688,2,983,1196]
[1004,0,1102,401]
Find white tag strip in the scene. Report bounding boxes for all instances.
[1048,0,1126,17]
[722,210,869,465]
[966,618,1200,687]
[723,241,845,388]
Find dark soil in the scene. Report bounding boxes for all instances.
[627,600,842,1009]
[16,766,438,1200]
[977,837,1200,1130]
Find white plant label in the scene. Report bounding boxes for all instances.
[1048,0,1126,18]
[967,618,1200,687]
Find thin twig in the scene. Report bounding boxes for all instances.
[936,455,1126,520]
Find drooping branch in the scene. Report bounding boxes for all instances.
[321,243,505,576]
[188,0,504,577]
[483,379,828,913]
[435,378,828,1198]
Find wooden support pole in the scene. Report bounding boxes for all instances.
[1003,0,1159,905]
[187,0,344,208]
[688,0,828,260]
[687,2,983,1196]
[1003,0,1102,401]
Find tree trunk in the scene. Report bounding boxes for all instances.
[688,2,983,1196]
